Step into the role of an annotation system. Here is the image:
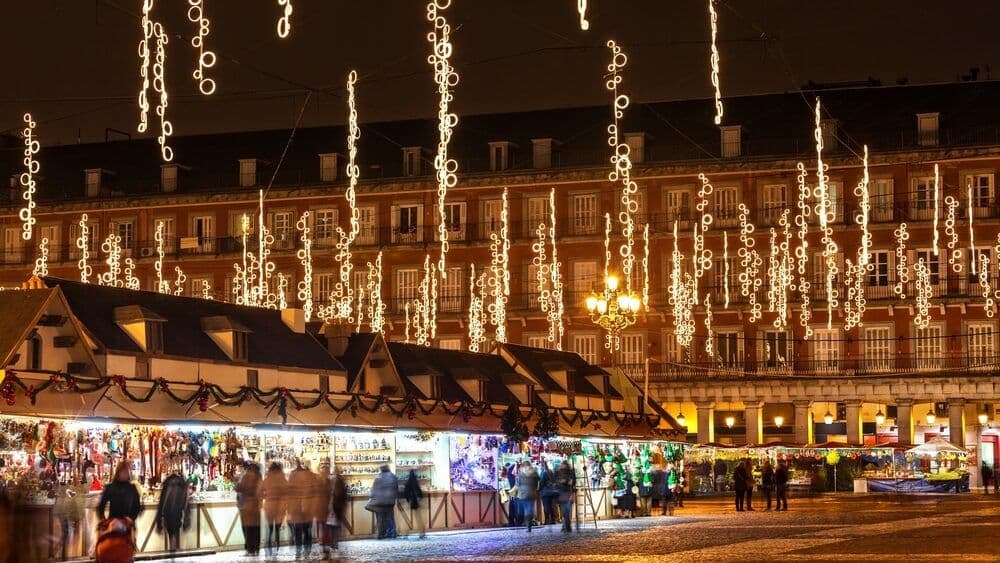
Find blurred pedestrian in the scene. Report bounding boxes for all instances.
[261,461,288,556]
[370,464,398,539]
[743,459,756,511]
[503,463,521,527]
[733,460,747,512]
[555,459,576,532]
[322,466,348,557]
[650,465,666,516]
[154,471,191,553]
[713,458,728,492]
[288,459,318,557]
[96,461,142,563]
[515,461,540,532]
[761,460,774,510]
[618,471,637,518]
[235,462,263,556]
[637,469,653,516]
[673,465,685,508]
[52,480,85,560]
[403,469,426,538]
[982,463,993,495]
[774,461,789,511]
[539,461,557,525]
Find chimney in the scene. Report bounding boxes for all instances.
[281,307,305,334]
[531,138,559,169]
[324,320,352,358]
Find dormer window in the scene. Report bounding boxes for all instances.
[84,168,114,197]
[319,153,340,182]
[239,159,258,187]
[402,147,422,177]
[720,126,742,158]
[161,164,179,192]
[531,138,557,169]
[489,141,515,171]
[201,315,252,362]
[821,119,839,151]
[113,305,166,354]
[624,132,646,163]
[917,112,939,146]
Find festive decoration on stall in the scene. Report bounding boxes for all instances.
[187,0,216,95]
[707,0,723,125]
[19,113,39,241]
[428,0,460,277]
[532,407,559,440]
[296,211,313,321]
[501,406,529,443]
[276,0,293,38]
[32,238,48,278]
[76,215,91,284]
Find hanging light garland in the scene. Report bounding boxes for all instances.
[694,173,714,284]
[979,254,993,317]
[944,194,962,273]
[794,162,813,339]
[968,179,977,276]
[547,188,565,349]
[201,279,213,300]
[848,146,872,329]
[893,222,910,299]
[668,221,696,349]
[723,231,730,309]
[606,40,638,292]
[704,293,714,358]
[603,212,612,282]
[642,224,650,311]
[76,215,91,284]
[428,0,460,277]
[332,70,362,322]
[296,211,314,321]
[19,113,39,241]
[367,251,386,335]
[276,0,293,38]
[577,0,590,30]
[256,190,278,309]
[467,264,487,352]
[707,0,723,125]
[32,238,48,278]
[487,188,510,343]
[404,302,411,344]
[173,266,186,296]
[737,203,763,322]
[913,258,933,329]
[152,20,173,161]
[843,259,862,330]
[137,0,154,134]
[232,213,251,306]
[187,0,216,95]
[277,273,289,310]
[154,221,170,294]
[355,286,366,334]
[124,258,140,290]
[932,163,940,257]
[99,234,123,288]
[413,254,438,346]
[813,98,838,328]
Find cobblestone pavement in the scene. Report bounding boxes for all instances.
[145,495,1000,562]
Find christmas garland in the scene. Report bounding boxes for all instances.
[0,369,677,437]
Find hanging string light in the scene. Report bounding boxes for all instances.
[467,265,487,352]
[704,293,714,358]
[737,203,763,322]
[256,190,278,309]
[772,209,793,330]
[173,266,186,296]
[893,223,910,299]
[668,221,696,348]
[99,234,123,288]
[404,302,411,344]
[913,258,933,329]
[152,20,173,161]
[577,0,590,30]
[848,146,872,329]
[547,187,565,349]
[855,146,872,268]
[487,188,510,343]
[276,0,293,38]
[366,251,386,335]
[603,212,612,282]
[606,40,638,291]
[19,113,39,241]
[201,279,213,300]
[77,215,91,284]
[979,254,993,317]
[414,254,438,346]
[355,286,365,334]
[296,211,314,321]
[932,163,940,257]
[944,195,962,273]
[332,70,362,322]
[813,98,838,329]
[533,222,551,314]
[32,238,48,278]
[794,162,813,339]
[277,273,289,310]
[137,0,154,133]
[642,224,650,311]
[428,0,459,277]
[232,213,251,306]
[723,231,730,308]
[843,259,861,330]
[124,258,140,290]
[707,0,723,125]
[154,221,170,293]
[187,0,216,95]
[694,173,714,284]
[968,179,977,276]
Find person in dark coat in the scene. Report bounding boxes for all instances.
[154,472,191,553]
[503,463,521,527]
[98,461,143,522]
[538,462,557,525]
[732,461,748,512]
[760,460,775,510]
[323,466,348,555]
[713,459,728,492]
[261,462,288,556]
[650,466,667,515]
[743,459,756,511]
[369,464,398,539]
[774,461,789,511]
[234,463,262,556]
[618,473,637,518]
[515,462,540,532]
[403,470,426,538]
[554,460,576,532]
[981,463,993,495]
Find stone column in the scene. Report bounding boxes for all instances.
[744,400,764,446]
[696,401,715,444]
[792,400,813,445]
[896,399,915,446]
[948,398,966,447]
[844,399,864,445]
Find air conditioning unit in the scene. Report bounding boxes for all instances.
[140,247,155,258]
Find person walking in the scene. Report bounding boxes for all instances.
[760,460,775,511]
[538,462,557,525]
[314,463,332,556]
[555,459,576,532]
[515,461,540,532]
[503,463,521,527]
[96,461,143,563]
[981,463,993,495]
[288,460,318,557]
[261,462,288,556]
[370,464,399,539]
[235,462,263,556]
[323,466,348,556]
[154,471,190,553]
[650,465,666,516]
[403,469,426,538]
[743,459,756,511]
[713,458,728,492]
[774,461,789,511]
[673,465,686,508]
[732,460,747,512]
[52,480,85,561]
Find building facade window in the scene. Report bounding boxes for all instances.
[761,184,787,223]
[571,193,599,235]
[525,196,550,237]
[357,206,377,245]
[761,331,790,369]
[714,186,739,226]
[314,272,335,304]
[812,329,840,372]
[620,333,645,366]
[481,199,503,239]
[872,178,894,222]
[715,331,742,368]
[438,338,463,351]
[440,266,464,313]
[969,173,994,209]
[314,209,338,243]
[914,326,944,370]
[526,335,550,349]
[869,251,890,286]
[571,334,598,365]
[665,189,691,223]
[968,323,995,366]
[392,204,422,243]
[863,327,893,372]
[395,268,420,312]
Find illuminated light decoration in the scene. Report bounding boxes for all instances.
[331,71,362,322]
[813,98,838,329]
[849,146,872,328]
[843,259,865,331]
[173,266,186,296]
[932,163,940,257]
[124,258,140,290]
[768,209,793,331]
[533,221,550,310]
[707,0,723,125]
[152,20,174,161]
[366,251,386,335]
[99,234,123,288]
[255,190,278,309]
[276,0,293,38]
[794,162,813,339]
[201,279,213,300]
[277,273,289,310]
[968,180,977,276]
[487,188,511,343]
[467,264,487,352]
[355,286,365,334]
[913,258,933,329]
[296,212,314,321]
[413,254,438,346]
[603,212,612,282]
[404,302,411,344]
[606,40,638,292]
[428,1,460,277]
[668,221,696,348]
[642,224,650,311]
[32,238,48,278]
[76,215,92,284]
[704,293,714,358]
[154,221,170,293]
[186,0,217,95]
[737,203,763,322]
[854,146,872,268]
[723,231,730,308]
[943,195,962,273]
[979,254,994,318]
[547,188,565,349]
[694,173,714,284]
[891,223,911,300]
[577,0,590,30]
[137,0,154,133]
[19,113,39,241]
[232,214,252,306]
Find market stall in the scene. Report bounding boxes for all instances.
[865,438,970,493]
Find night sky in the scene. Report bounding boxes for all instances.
[3,1,999,146]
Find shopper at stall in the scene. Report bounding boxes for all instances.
[323,466,348,556]
[235,462,263,556]
[98,461,142,522]
[539,461,557,525]
[673,465,686,508]
[555,459,576,532]
[370,464,399,539]
[774,461,789,511]
[714,458,728,492]
[760,460,775,510]
[288,459,318,557]
[637,468,654,517]
[315,462,332,551]
[52,480,85,561]
[503,462,521,527]
[743,459,756,511]
[618,471,638,518]
[154,471,191,553]
[403,469,426,538]
[262,462,288,556]
[515,461,540,532]
[733,460,747,512]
